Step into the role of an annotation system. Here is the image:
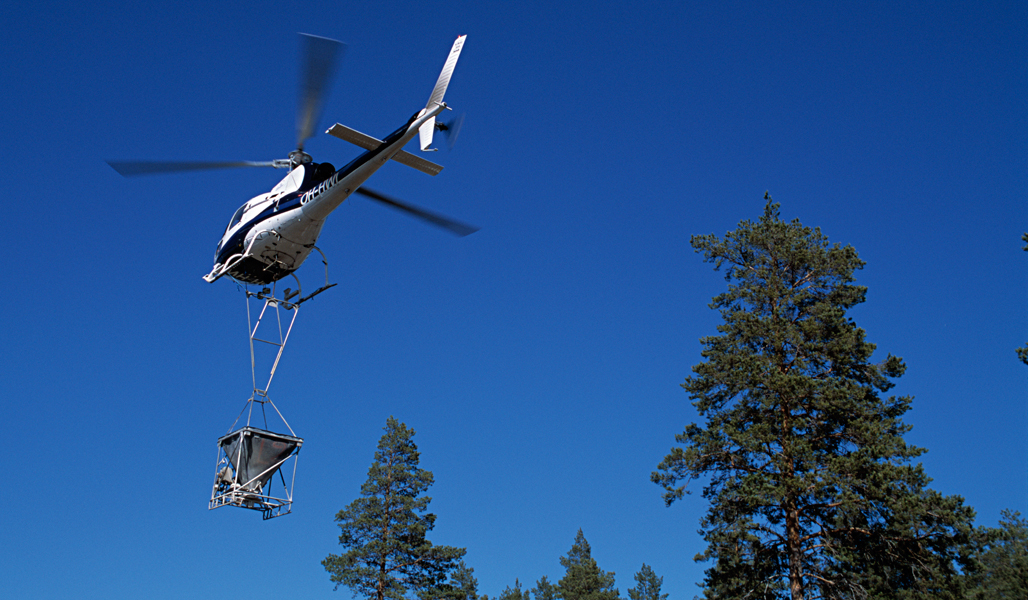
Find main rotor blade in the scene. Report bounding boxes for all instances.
[355,187,479,237]
[296,33,344,151]
[106,160,282,177]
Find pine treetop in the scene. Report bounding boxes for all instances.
[626,564,667,600]
[324,417,465,600]
[557,530,619,600]
[654,198,976,599]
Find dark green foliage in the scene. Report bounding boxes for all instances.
[452,562,482,600]
[420,561,480,600]
[498,580,532,600]
[558,530,620,600]
[627,564,667,600]
[324,417,466,600]
[966,510,1028,599]
[533,576,560,600]
[653,198,975,599]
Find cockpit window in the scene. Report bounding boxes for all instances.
[226,204,246,233]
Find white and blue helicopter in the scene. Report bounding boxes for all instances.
[110,34,473,296]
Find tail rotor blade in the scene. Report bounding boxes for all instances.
[296,33,344,151]
[355,187,479,237]
[439,113,464,150]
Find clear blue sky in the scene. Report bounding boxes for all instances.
[2,1,1024,598]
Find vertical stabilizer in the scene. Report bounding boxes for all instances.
[420,35,467,151]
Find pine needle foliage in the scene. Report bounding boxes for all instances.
[532,576,560,600]
[965,510,1028,599]
[420,561,481,600]
[324,417,466,600]
[498,579,532,600]
[558,530,620,600]
[627,564,667,600]
[653,198,975,600]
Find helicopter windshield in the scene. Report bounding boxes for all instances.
[225,204,246,234]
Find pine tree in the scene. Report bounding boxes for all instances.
[558,530,620,600]
[966,510,1028,599]
[652,198,975,599]
[626,564,667,600]
[532,575,560,600]
[498,579,532,600]
[420,561,480,600]
[324,417,466,600]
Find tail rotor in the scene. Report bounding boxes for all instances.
[435,113,465,150]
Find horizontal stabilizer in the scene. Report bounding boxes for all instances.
[325,123,379,150]
[326,123,443,176]
[392,149,444,176]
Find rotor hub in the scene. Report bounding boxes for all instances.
[289,150,313,168]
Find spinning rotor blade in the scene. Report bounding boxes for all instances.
[439,113,465,150]
[296,33,344,151]
[355,187,479,237]
[106,160,284,177]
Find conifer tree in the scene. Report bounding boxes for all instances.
[324,417,466,600]
[420,561,480,600]
[498,579,532,600]
[532,575,560,600]
[558,530,620,600]
[653,198,975,599]
[966,510,1028,599]
[626,564,667,600]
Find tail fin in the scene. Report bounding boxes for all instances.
[419,35,467,151]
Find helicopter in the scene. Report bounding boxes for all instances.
[109,34,474,291]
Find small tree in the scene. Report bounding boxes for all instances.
[324,417,466,600]
[532,575,560,600]
[653,198,975,599]
[498,579,532,600]
[626,564,667,600]
[966,510,1028,599]
[558,530,620,600]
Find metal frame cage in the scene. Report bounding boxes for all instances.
[210,425,303,520]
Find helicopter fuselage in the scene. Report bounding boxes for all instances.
[205,104,446,286]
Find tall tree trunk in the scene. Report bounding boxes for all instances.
[785,502,804,600]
